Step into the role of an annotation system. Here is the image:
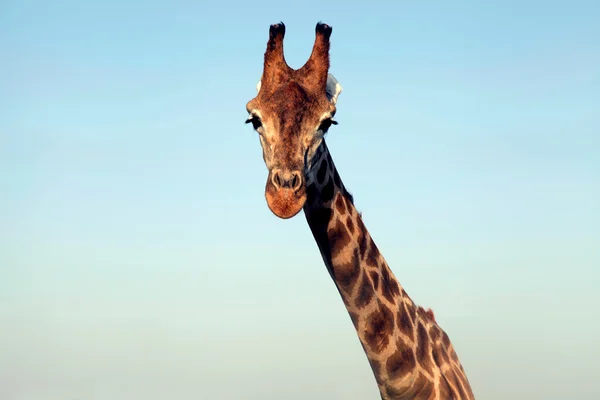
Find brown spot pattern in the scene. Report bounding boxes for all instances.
[366,240,379,267]
[450,347,460,362]
[334,193,346,214]
[442,332,451,348]
[355,271,374,309]
[364,303,394,353]
[433,351,453,398]
[385,338,416,381]
[370,271,380,291]
[407,303,417,323]
[333,248,360,290]
[429,325,441,343]
[346,216,355,235]
[341,293,351,307]
[328,218,351,260]
[381,265,401,304]
[416,323,433,375]
[397,302,414,341]
[357,218,368,258]
[437,345,451,365]
[447,369,468,400]
[411,372,434,400]
[368,358,383,383]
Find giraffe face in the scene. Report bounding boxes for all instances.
[246,80,339,219]
[245,22,341,219]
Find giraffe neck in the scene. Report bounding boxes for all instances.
[302,141,475,400]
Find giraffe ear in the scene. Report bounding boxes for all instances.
[326,74,342,105]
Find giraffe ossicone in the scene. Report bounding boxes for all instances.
[245,22,475,400]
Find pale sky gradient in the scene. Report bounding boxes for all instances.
[1,1,599,399]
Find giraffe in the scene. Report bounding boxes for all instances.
[245,22,475,400]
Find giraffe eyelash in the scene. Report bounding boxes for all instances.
[318,118,338,133]
[245,115,263,130]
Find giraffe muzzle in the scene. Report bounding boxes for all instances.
[265,168,307,219]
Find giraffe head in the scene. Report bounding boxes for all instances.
[246,22,342,219]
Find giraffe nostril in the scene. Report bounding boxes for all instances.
[272,171,282,188]
[271,169,303,191]
[290,172,302,191]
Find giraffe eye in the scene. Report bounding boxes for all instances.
[245,115,263,131]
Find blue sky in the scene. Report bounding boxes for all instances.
[1,0,599,399]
